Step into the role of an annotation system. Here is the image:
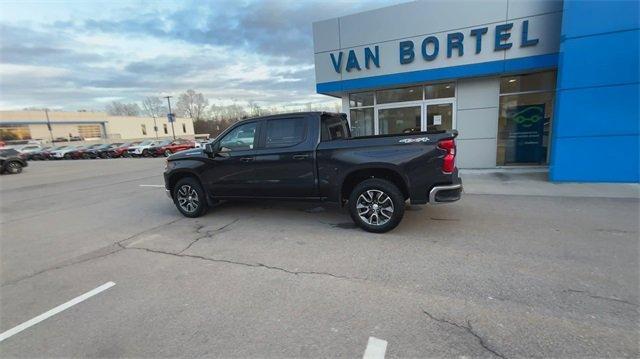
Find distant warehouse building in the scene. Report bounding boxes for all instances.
[0,110,195,142]
[313,0,639,182]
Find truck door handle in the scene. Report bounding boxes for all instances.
[240,157,254,162]
[293,154,309,160]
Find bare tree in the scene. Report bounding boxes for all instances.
[141,96,165,118]
[176,89,208,121]
[105,101,140,116]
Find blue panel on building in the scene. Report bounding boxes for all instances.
[558,29,639,89]
[550,0,640,183]
[554,83,639,137]
[562,0,639,37]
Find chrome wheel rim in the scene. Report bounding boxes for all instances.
[356,189,394,226]
[176,185,199,213]
[7,162,20,173]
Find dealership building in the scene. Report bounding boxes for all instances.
[313,0,639,182]
[0,110,195,143]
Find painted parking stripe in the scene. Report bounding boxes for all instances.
[0,281,115,342]
[139,185,165,188]
[363,337,387,359]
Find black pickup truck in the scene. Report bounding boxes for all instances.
[164,112,462,232]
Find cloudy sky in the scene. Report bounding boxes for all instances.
[0,0,405,112]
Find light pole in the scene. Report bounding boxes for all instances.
[164,96,176,140]
[44,109,54,144]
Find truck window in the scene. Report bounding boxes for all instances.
[321,115,350,141]
[219,122,257,152]
[265,118,306,148]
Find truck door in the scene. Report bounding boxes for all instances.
[205,121,260,197]
[250,116,317,198]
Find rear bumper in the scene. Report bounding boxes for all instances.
[429,182,462,204]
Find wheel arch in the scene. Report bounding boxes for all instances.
[340,166,410,204]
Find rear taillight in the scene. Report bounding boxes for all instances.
[438,138,456,173]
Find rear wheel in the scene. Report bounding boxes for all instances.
[164,149,172,157]
[172,177,208,218]
[142,149,149,157]
[63,153,71,159]
[4,161,23,174]
[348,178,405,233]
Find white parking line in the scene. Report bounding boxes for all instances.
[139,185,165,188]
[363,337,387,359]
[0,281,115,343]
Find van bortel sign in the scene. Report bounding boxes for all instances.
[329,20,539,73]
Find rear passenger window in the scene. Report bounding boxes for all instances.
[321,115,349,141]
[265,118,306,148]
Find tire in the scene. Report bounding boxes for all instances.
[164,149,172,157]
[348,178,405,233]
[64,153,71,159]
[172,177,208,218]
[4,161,23,174]
[142,149,149,157]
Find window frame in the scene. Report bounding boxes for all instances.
[259,116,308,149]
[217,120,260,152]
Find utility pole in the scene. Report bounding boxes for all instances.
[44,109,54,144]
[152,115,159,139]
[164,96,176,140]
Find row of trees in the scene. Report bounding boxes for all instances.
[105,89,341,138]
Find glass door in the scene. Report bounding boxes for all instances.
[424,101,455,132]
[376,103,422,135]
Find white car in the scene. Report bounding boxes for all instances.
[16,144,43,155]
[50,145,83,159]
[126,140,159,157]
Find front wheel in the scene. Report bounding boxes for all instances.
[172,177,208,218]
[164,149,172,157]
[348,178,405,233]
[4,161,23,174]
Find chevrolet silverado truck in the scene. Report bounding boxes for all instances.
[163,112,462,233]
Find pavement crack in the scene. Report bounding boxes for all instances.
[423,310,507,359]
[2,218,185,287]
[126,246,365,281]
[563,289,638,307]
[178,218,240,254]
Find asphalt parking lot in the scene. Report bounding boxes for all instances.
[0,159,638,358]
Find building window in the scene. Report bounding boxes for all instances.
[0,125,31,140]
[163,124,168,134]
[78,124,102,139]
[349,92,373,107]
[497,71,557,166]
[349,92,374,137]
[376,86,422,104]
[141,124,147,136]
[182,123,186,133]
[425,82,455,99]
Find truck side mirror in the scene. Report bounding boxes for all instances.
[204,143,215,156]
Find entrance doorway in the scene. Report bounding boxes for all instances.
[376,100,455,135]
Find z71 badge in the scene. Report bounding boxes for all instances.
[399,137,430,144]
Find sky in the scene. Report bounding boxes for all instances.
[0,0,406,112]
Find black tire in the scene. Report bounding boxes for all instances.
[172,177,208,218]
[164,149,172,157]
[142,149,149,157]
[348,178,405,233]
[4,161,23,174]
[63,153,71,159]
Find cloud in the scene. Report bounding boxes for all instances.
[0,0,406,111]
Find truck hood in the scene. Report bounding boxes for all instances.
[168,148,204,161]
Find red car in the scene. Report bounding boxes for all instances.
[150,139,195,157]
[107,142,140,158]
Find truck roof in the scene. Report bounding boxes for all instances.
[235,111,343,124]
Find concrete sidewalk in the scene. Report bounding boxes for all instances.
[460,168,640,199]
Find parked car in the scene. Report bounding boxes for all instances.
[93,143,123,158]
[127,140,159,157]
[26,146,52,160]
[70,144,107,159]
[0,148,28,174]
[50,145,84,159]
[108,142,139,158]
[15,144,43,157]
[163,112,462,233]
[149,139,195,157]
